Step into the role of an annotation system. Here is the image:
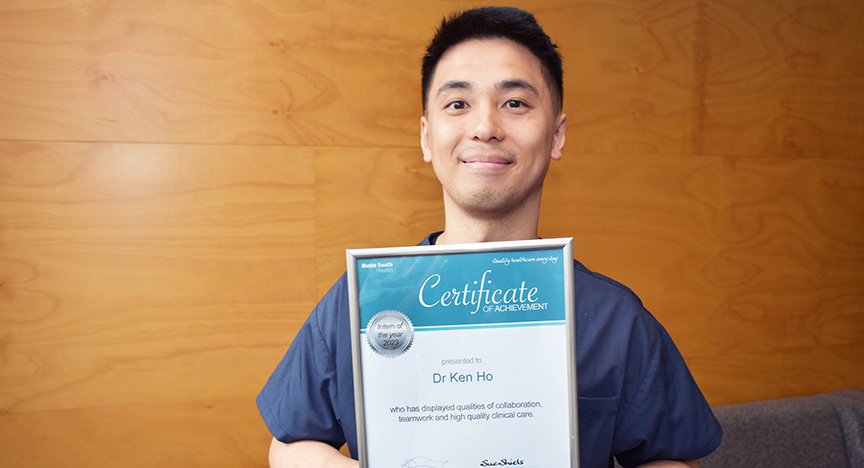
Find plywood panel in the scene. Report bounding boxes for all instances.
[689,342,864,406]
[0,395,270,468]
[705,158,863,354]
[0,0,340,145]
[542,153,725,357]
[326,0,436,148]
[546,0,702,155]
[700,0,864,158]
[541,153,864,361]
[2,0,707,149]
[0,142,316,413]
[313,147,444,297]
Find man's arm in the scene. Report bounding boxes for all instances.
[638,461,699,467]
[268,438,358,468]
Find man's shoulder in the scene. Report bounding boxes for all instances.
[569,258,664,340]
[314,272,349,307]
[571,259,642,303]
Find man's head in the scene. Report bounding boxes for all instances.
[421,6,563,114]
[418,8,567,233]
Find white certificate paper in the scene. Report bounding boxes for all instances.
[347,238,578,468]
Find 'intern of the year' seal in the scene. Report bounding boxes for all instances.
[366,310,414,357]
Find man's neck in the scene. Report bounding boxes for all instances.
[436,197,542,245]
[436,225,540,245]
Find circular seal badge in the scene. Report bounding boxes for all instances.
[366,310,414,358]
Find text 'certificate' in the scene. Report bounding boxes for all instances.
[347,238,578,468]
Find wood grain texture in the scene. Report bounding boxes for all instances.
[0,141,316,413]
[314,147,444,297]
[0,0,339,145]
[0,395,271,467]
[541,152,864,403]
[547,0,704,156]
[699,0,864,158]
[688,343,864,405]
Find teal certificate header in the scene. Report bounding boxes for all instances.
[357,249,566,330]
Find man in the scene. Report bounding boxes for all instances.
[258,7,722,468]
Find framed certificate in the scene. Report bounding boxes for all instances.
[347,238,578,468]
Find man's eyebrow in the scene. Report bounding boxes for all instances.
[497,79,539,96]
[436,80,471,97]
[434,79,540,98]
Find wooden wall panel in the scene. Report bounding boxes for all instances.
[314,147,443,297]
[0,142,316,413]
[0,1,337,145]
[541,153,864,403]
[326,1,435,148]
[0,395,271,468]
[688,343,864,405]
[542,153,725,349]
[700,0,864,158]
[547,0,703,156]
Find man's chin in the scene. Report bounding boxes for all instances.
[453,192,519,217]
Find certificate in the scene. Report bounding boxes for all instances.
[347,238,578,468]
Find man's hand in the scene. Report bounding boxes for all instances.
[268,437,700,468]
[268,438,358,468]
[637,461,700,468]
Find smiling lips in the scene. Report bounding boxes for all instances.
[461,155,514,170]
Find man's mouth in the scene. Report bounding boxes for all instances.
[461,156,513,168]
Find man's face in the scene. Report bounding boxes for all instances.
[421,38,566,218]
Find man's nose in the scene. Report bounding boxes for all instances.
[471,103,503,142]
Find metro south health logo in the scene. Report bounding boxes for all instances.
[360,261,394,273]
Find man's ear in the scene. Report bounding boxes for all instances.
[420,115,432,163]
[551,113,567,161]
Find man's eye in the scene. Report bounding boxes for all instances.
[504,99,526,109]
[446,101,468,110]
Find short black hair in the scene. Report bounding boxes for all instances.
[421,6,563,113]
